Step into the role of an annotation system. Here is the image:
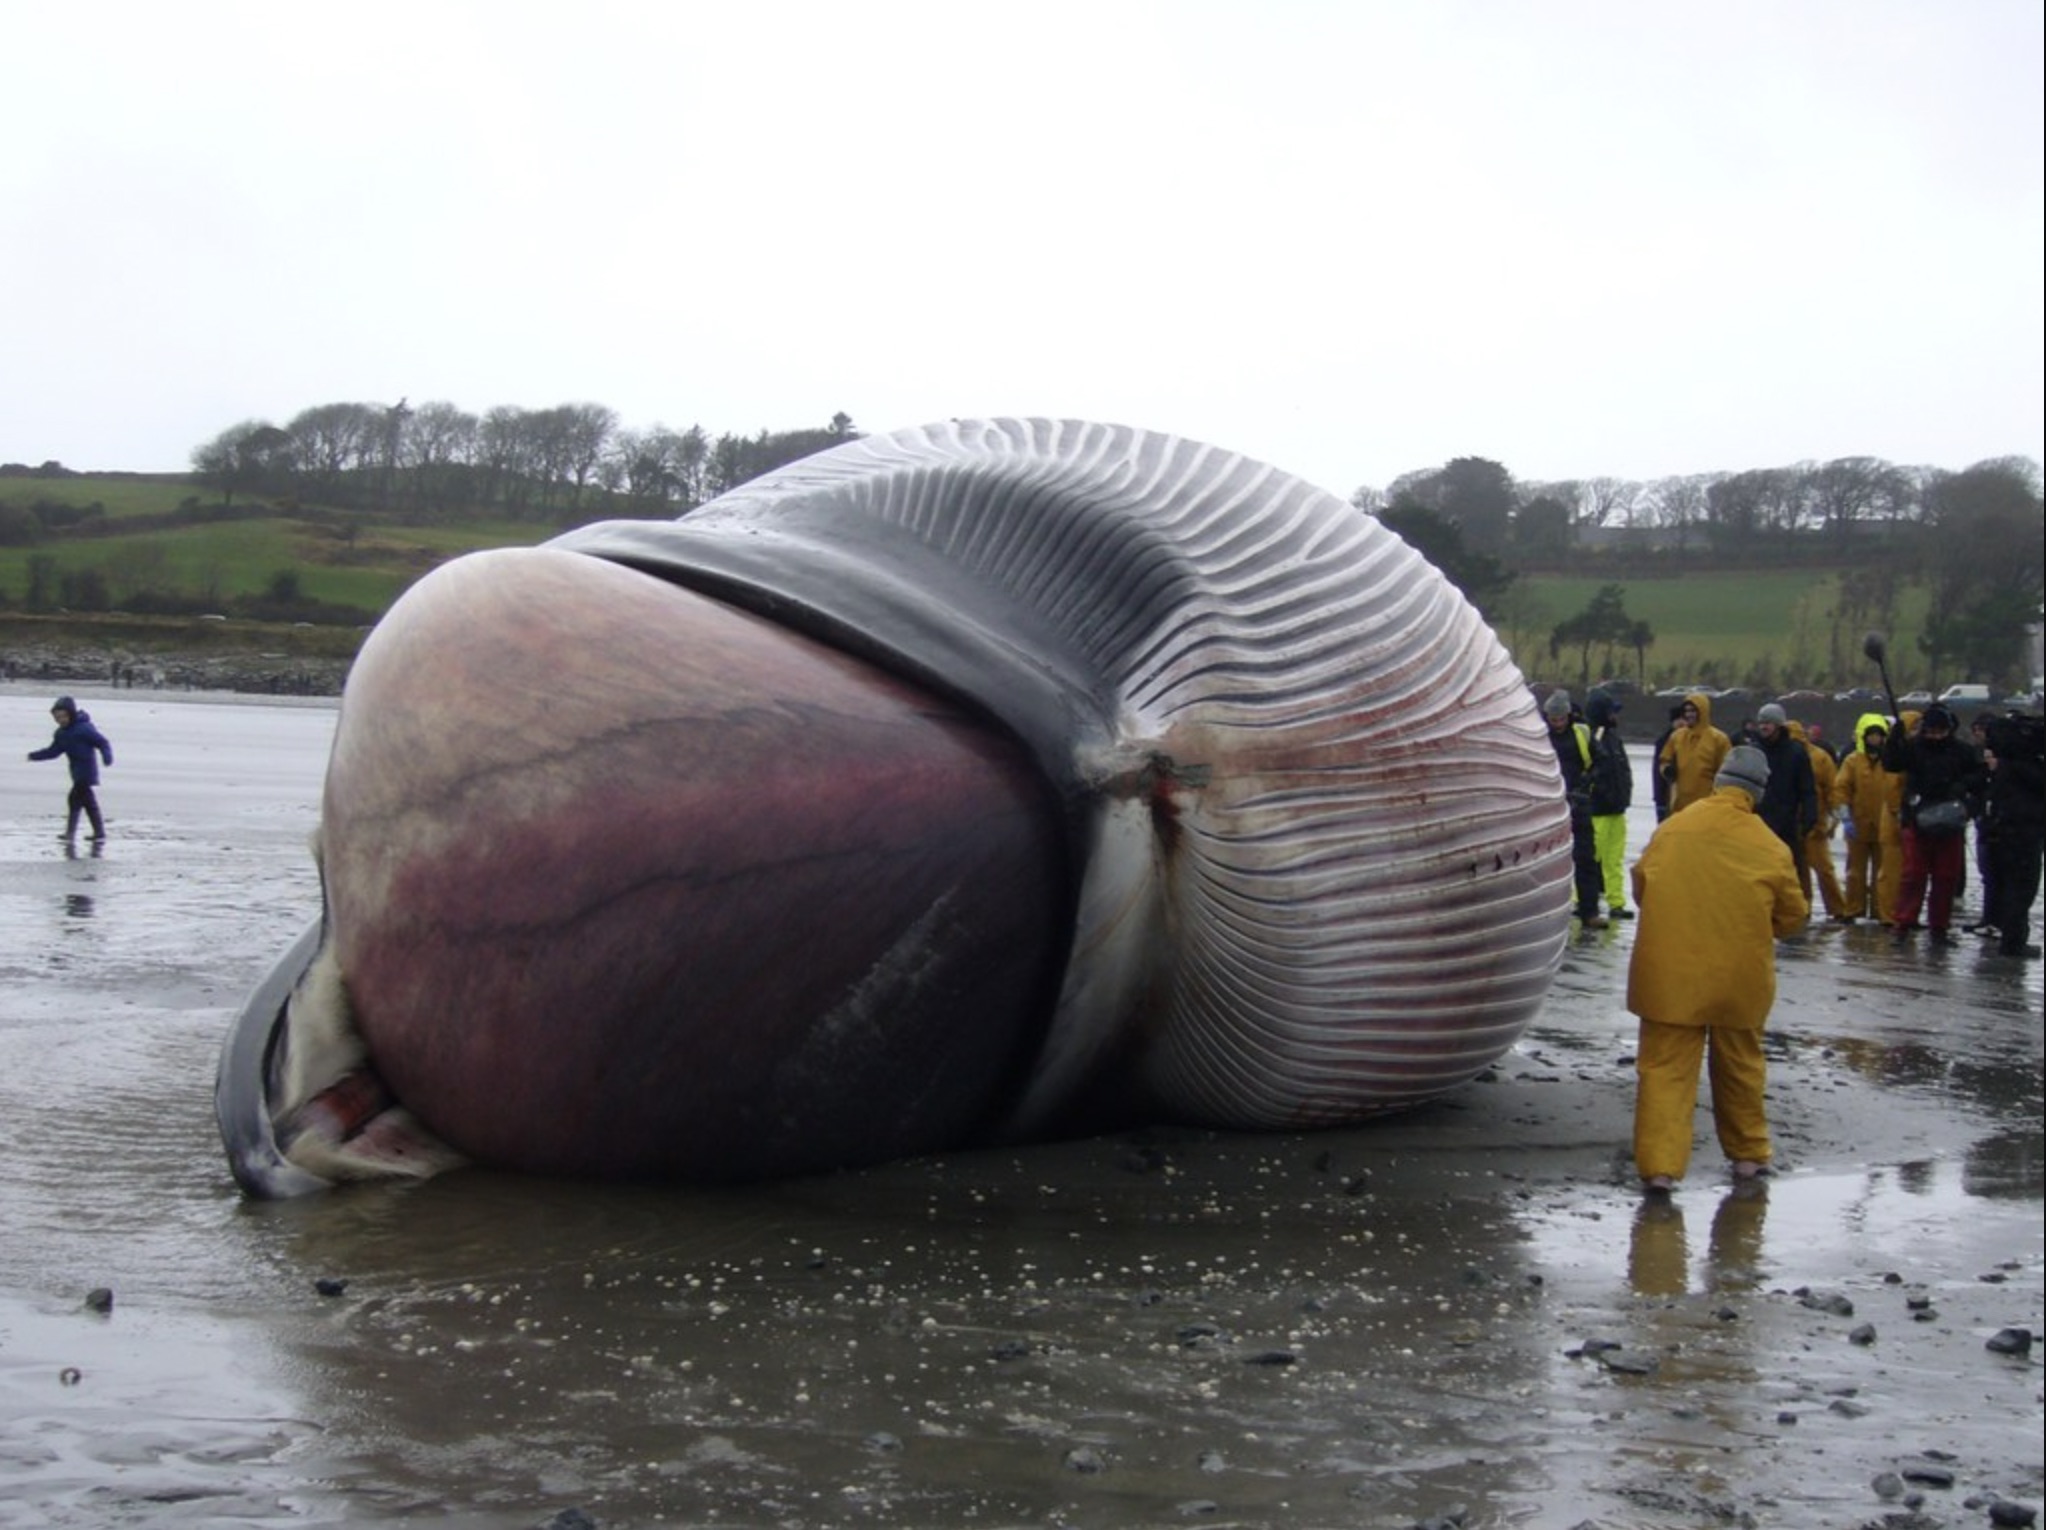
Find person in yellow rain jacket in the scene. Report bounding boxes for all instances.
[1657,691,1732,815]
[1628,746,1810,1192]
[1832,713,1894,924]
[1875,711,1920,926]
[1790,719,1847,919]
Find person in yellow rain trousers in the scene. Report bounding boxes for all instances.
[1832,713,1894,923]
[1657,691,1732,815]
[1875,711,1921,927]
[1790,719,1847,919]
[1628,745,1810,1192]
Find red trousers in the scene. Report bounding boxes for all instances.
[1895,825,1966,931]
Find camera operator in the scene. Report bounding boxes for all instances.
[1981,713,2045,959]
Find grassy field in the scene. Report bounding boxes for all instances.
[0,471,194,520]
[1488,569,1938,693]
[0,474,554,615]
[0,473,1958,692]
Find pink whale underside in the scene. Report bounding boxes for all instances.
[321,548,1069,1182]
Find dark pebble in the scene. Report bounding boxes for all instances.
[83,1288,113,1314]
[314,1278,348,1298]
[1986,1327,2034,1356]
[1848,1322,1877,1345]
[1776,1410,1798,1425]
[1177,1324,1222,1348]
[1990,1501,2039,1528]
[1798,1289,1856,1317]
[989,1339,1033,1362]
[1902,1464,1956,1487]
[1912,1307,1940,1322]
[1873,1471,1905,1499]
[538,1512,597,1530]
[1243,1349,1297,1367]
[1597,1348,1660,1375]
[863,1431,902,1453]
[1828,1397,1870,1418]
[1978,1270,2009,1282]
[1063,1446,1107,1474]
[1905,1295,1933,1310]
[58,1367,81,1386]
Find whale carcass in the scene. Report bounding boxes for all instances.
[218,418,1573,1197]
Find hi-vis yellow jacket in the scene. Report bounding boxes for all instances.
[1627,787,1810,1030]
[1657,691,1733,814]
[1832,712,1895,830]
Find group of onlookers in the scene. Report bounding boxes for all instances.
[1657,692,2045,960]
[1540,683,2043,1197]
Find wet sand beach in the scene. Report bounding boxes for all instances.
[1,685,2039,1529]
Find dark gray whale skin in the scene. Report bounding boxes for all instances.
[218,419,1574,1197]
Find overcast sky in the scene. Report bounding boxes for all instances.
[5,0,2040,500]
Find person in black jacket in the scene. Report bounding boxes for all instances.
[1980,712,2044,958]
[1881,703,1984,945]
[1750,703,1819,882]
[1650,703,1684,822]
[1544,688,1604,928]
[1586,688,1635,918]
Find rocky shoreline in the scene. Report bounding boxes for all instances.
[0,640,348,698]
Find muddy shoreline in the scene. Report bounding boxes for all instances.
[0,700,2039,1529]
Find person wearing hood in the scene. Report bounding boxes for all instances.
[1881,703,1984,944]
[1657,691,1731,816]
[1750,703,1819,877]
[1627,745,1809,1192]
[1585,688,1635,918]
[1831,713,1894,924]
[1788,718,1847,919]
[1543,688,1605,928]
[27,696,114,840]
[1978,711,2045,958]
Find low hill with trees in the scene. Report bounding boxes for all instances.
[3,404,2040,700]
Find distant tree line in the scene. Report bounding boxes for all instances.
[189,402,863,522]
[1353,453,2044,693]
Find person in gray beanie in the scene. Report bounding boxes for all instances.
[1542,689,1605,928]
[1626,741,1808,1190]
[1750,703,1818,878]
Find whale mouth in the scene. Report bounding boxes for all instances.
[218,919,468,1199]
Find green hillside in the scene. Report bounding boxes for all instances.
[0,470,1994,696]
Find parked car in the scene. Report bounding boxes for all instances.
[1834,687,1881,703]
[1774,690,1829,705]
[1937,683,1992,706]
[1898,690,1934,707]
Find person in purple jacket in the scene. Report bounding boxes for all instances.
[27,695,114,840]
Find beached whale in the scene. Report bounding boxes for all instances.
[218,419,1573,1197]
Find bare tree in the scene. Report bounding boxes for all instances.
[1807,456,1910,549]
